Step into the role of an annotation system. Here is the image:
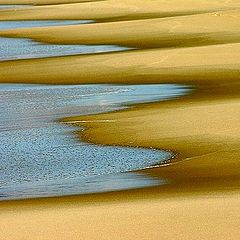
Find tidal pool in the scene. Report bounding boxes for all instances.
[0,84,190,200]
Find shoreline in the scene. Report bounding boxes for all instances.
[0,43,240,84]
[0,83,185,201]
[0,1,240,239]
[1,0,240,22]
[0,10,240,48]
[63,85,240,186]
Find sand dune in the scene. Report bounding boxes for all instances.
[0,0,240,21]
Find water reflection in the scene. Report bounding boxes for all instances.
[0,84,189,200]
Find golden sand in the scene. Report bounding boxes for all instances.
[1,9,240,48]
[0,43,240,84]
[0,192,240,240]
[0,0,240,239]
[0,0,240,21]
[0,0,99,6]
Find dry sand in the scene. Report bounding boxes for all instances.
[0,0,240,239]
[0,43,240,84]
[0,0,100,6]
[1,10,240,48]
[0,192,240,240]
[0,0,240,21]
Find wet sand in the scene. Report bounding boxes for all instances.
[0,0,240,239]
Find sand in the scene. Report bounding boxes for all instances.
[0,43,240,84]
[0,192,240,240]
[0,0,240,239]
[0,0,240,21]
[1,10,240,48]
[0,0,100,6]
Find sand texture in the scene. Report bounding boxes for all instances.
[1,10,240,48]
[0,0,240,239]
[0,43,240,84]
[0,0,101,6]
[0,0,240,21]
[0,192,240,240]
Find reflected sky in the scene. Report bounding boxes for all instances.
[0,5,31,9]
[0,84,190,200]
[0,20,93,29]
[0,37,128,61]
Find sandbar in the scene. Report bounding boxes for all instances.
[0,1,240,239]
[1,10,240,49]
[0,0,240,21]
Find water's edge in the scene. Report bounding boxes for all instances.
[0,84,190,201]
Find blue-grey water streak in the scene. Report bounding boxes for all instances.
[0,37,128,61]
[0,20,93,29]
[0,20,130,61]
[0,5,31,9]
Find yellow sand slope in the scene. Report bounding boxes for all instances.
[0,1,240,239]
[0,0,100,6]
[0,43,240,84]
[1,10,240,48]
[0,193,239,240]
[0,0,240,21]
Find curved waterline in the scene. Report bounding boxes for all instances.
[0,84,190,200]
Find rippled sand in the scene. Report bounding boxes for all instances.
[0,0,240,239]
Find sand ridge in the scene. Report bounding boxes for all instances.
[0,0,240,21]
[1,9,240,49]
[0,0,240,239]
[0,0,101,6]
[0,43,240,84]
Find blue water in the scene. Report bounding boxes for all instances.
[0,37,128,61]
[0,20,93,29]
[0,5,31,9]
[0,84,190,200]
[0,20,130,60]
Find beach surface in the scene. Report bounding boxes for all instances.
[0,192,239,240]
[0,0,240,239]
[0,0,99,6]
[1,9,240,48]
[1,0,240,21]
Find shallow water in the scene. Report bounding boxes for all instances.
[0,20,129,60]
[0,5,31,9]
[0,37,128,61]
[0,84,189,200]
[0,20,92,29]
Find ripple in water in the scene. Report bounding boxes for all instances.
[0,84,190,200]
